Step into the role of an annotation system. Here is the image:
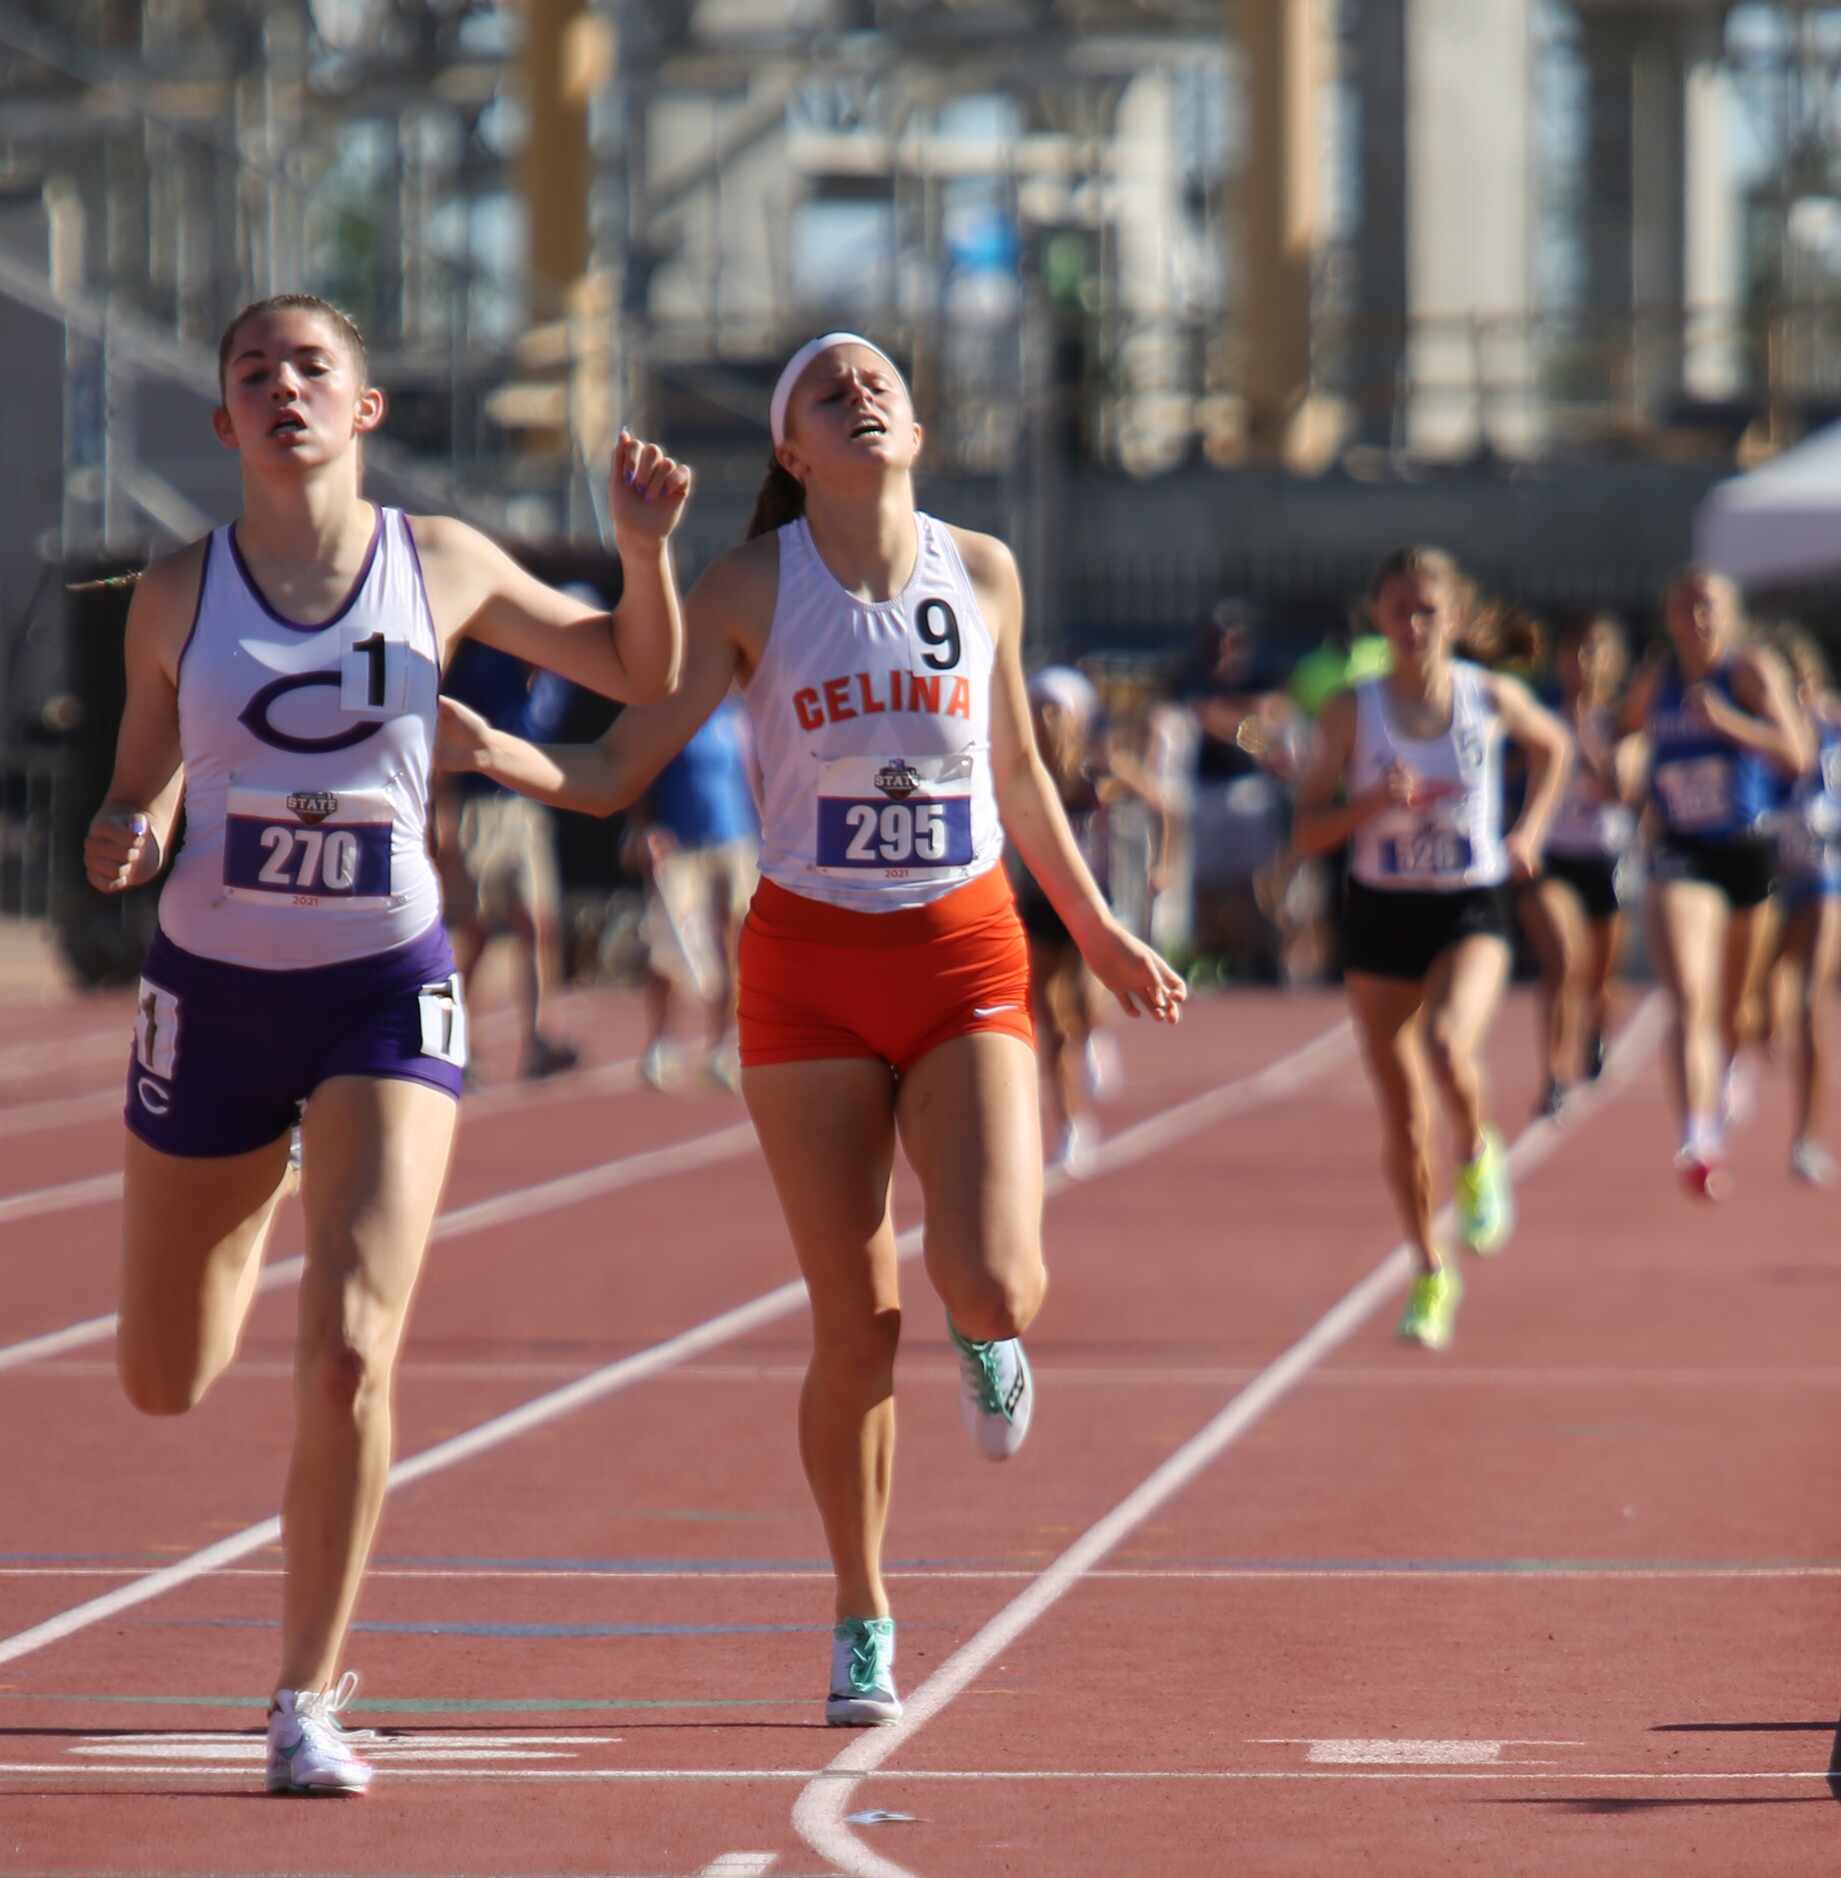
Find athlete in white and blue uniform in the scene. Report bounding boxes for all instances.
[84,293,692,1797]
[1518,612,1640,1113]
[1623,568,1815,1197]
[1294,547,1571,1352]
[1767,626,1841,1185]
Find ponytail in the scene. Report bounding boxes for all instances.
[745,456,806,541]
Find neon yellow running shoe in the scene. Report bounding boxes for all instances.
[1397,1266,1462,1350]
[1456,1128,1514,1255]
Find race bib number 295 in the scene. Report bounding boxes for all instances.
[817,796,973,870]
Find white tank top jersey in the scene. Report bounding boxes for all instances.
[1545,704,1634,859]
[157,506,445,968]
[1348,661,1509,892]
[742,513,1005,910]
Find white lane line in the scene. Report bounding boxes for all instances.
[0,1118,760,1373]
[0,1030,131,1084]
[8,1562,1841,1584]
[0,1088,120,1138]
[0,1764,1829,1784]
[0,1172,123,1226]
[0,1018,1354,1667]
[0,986,600,1090]
[32,1357,1841,1390]
[792,992,1667,1878]
[0,1051,646,1142]
[701,1857,779,1876]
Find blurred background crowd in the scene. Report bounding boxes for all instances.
[5,0,1841,1017]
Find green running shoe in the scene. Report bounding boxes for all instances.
[1456,1127,1513,1254]
[1397,1267,1462,1350]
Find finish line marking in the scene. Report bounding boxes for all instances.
[7,1562,1841,1584]
[1256,1737,1585,1766]
[0,1763,1831,1786]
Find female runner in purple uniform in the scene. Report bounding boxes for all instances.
[83,293,691,1794]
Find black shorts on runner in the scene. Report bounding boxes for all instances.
[1341,878,1514,982]
[1540,852,1621,922]
[1649,833,1776,912]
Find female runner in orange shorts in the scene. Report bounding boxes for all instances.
[435,333,1187,1724]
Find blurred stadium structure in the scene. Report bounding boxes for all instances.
[7,0,1841,941]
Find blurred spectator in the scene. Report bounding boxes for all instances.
[627,691,760,1093]
[1167,603,1309,981]
[437,638,579,1080]
[1010,665,1170,1171]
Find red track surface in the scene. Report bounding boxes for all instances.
[2,975,1839,1877]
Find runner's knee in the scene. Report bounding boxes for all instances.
[940,1261,1045,1343]
[118,1344,212,1417]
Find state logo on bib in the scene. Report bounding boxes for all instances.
[817,752,976,876]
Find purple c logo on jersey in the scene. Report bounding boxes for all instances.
[239,671,385,755]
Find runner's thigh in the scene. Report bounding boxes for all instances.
[118,1130,293,1396]
[744,1057,903,1323]
[296,1075,458,1352]
[895,1029,1043,1292]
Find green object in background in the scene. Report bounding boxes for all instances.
[1289,633,1393,716]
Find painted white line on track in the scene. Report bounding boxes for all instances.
[0,1050,646,1142]
[701,1857,778,1876]
[0,1171,122,1226]
[0,1763,1830,1785]
[0,1088,120,1139]
[0,1017,1355,1667]
[792,992,1668,1878]
[0,1030,131,1084]
[6,1562,1841,1584]
[0,1117,760,1373]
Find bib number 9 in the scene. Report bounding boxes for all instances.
[818,796,973,870]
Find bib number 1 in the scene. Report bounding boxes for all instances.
[340,626,409,718]
[418,972,469,1068]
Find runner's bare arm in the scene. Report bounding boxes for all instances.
[83,550,199,892]
[1290,692,1379,858]
[436,540,768,816]
[959,527,1185,1020]
[1710,646,1818,776]
[1490,671,1573,871]
[415,433,692,703]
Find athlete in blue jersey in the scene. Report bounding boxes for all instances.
[1622,568,1813,1198]
[1766,626,1841,1185]
[82,293,692,1794]
[629,691,761,1090]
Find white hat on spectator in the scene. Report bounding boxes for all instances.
[1027,664,1098,722]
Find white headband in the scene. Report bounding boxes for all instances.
[769,332,903,448]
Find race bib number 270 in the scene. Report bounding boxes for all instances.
[222,785,395,906]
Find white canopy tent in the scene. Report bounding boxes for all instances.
[1693,420,1841,587]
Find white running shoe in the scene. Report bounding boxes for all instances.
[1082,1032,1122,1100]
[947,1320,1034,1460]
[639,1042,674,1091]
[825,1617,902,1727]
[266,1671,374,1795]
[1719,1057,1757,1131]
[1050,1117,1096,1177]
[1791,1138,1837,1187]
